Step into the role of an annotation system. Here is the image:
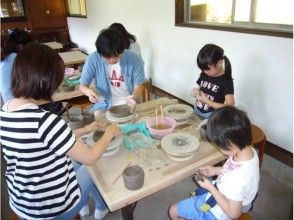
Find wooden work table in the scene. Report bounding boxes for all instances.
[42,41,63,50]
[58,50,87,66]
[85,97,226,219]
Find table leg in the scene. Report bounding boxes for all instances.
[121,202,137,220]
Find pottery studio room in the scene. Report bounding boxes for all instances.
[1,1,293,220]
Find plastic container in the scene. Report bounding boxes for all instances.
[145,116,176,140]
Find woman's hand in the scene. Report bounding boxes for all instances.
[105,124,121,138]
[85,121,106,133]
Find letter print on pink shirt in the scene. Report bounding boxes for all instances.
[109,69,124,88]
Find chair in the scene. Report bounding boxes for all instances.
[251,124,266,167]
[237,125,265,220]
[11,213,81,220]
[141,78,151,102]
[63,96,92,120]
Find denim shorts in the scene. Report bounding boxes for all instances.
[177,193,217,220]
[194,107,212,119]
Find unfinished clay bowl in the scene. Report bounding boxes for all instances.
[200,124,208,141]
[81,111,95,125]
[109,104,132,118]
[69,116,84,130]
[62,84,75,92]
[123,165,145,190]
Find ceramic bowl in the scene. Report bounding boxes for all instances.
[145,116,176,140]
[123,165,145,190]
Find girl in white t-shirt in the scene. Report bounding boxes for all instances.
[169,106,259,220]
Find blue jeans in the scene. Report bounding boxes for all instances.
[53,165,107,220]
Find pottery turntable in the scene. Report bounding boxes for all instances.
[161,132,200,161]
[106,104,135,123]
[84,131,123,157]
[163,104,193,126]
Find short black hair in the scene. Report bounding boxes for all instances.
[11,43,64,101]
[206,106,252,150]
[95,28,125,58]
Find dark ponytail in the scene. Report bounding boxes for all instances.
[223,55,232,80]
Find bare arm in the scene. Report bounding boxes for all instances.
[199,165,223,177]
[79,84,100,103]
[198,179,242,219]
[66,124,121,165]
[209,183,242,219]
[130,84,144,101]
[73,121,105,139]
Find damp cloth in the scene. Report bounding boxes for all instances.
[120,122,154,150]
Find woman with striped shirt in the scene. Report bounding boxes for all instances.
[0,43,120,219]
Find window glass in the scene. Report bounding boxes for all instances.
[255,0,293,25]
[190,0,233,24]
[66,0,87,17]
[234,0,251,22]
[179,0,293,37]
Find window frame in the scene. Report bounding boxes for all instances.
[175,0,293,38]
[65,0,87,18]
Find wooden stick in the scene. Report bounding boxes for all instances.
[155,107,158,129]
[160,105,164,122]
[145,88,148,102]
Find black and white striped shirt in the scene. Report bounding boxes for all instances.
[0,103,81,219]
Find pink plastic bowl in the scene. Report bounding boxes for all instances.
[64,67,75,77]
[146,116,177,140]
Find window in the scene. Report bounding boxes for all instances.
[175,0,293,38]
[1,0,26,21]
[66,0,87,18]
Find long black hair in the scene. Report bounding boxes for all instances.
[197,44,232,80]
[109,23,136,49]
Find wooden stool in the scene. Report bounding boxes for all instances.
[251,124,266,167]
[238,213,253,220]
[11,213,81,220]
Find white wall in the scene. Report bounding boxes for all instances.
[67,0,293,152]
